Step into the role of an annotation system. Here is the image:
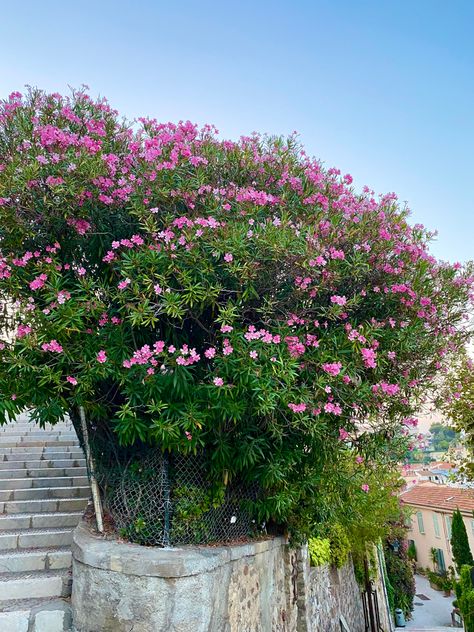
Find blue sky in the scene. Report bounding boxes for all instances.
[1,0,472,262]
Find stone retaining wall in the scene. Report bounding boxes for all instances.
[71,522,390,632]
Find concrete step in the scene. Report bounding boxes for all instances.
[0,547,72,573]
[0,597,72,630]
[0,422,74,432]
[1,450,84,461]
[0,466,87,478]
[0,428,75,434]
[0,527,76,551]
[3,497,89,514]
[0,569,71,601]
[0,458,86,469]
[0,476,89,490]
[0,485,90,501]
[0,439,79,448]
[2,444,81,453]
[0,512,84,533]
[0,437,79,450]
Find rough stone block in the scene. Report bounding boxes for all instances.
[33,609,66,632]
[0,610,29,632]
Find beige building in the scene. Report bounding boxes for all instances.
[400,483,474,571]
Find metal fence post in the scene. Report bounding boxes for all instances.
[79,406,104,533]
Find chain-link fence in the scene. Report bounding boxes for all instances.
[77,419,261,547]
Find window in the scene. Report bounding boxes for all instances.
[436,548,446,572]
[417,511,425,534]
[471,519,474,537]
[445,515,452,539]
[433,513,441,538]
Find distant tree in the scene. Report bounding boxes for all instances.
[429,423,458,452]
[441,355,474,481]
[451,508,474,573]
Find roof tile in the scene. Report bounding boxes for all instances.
[400,483,474,513]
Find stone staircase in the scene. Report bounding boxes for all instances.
[0,414,90,631]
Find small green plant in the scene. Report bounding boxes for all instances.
[427,570,446,590]
[308,537,331,567]
[430,547,439,571]
[329,523,351,568]
[407,541,417,561]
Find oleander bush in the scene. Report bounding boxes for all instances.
[0,87,472,542]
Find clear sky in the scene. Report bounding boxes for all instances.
[1,0,473,262]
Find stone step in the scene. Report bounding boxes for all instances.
[1,450,84,461]
[0,569,71,601]
[0,527,76,550]
[0,425,74,434]
[0,547,72,573]
[397,629,454,632]
[0,476,89,490]
[0,445,82,455]
[0,439,80,448]
[3,497,88,514]
[0,486,90,502]
[0,458,86,469]
[0,466,87,479]
[0,431,76,438]
[0,512,84,533]
[0,425,73,432]
[0,597,72,630]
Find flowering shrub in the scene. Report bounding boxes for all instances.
[0,88,472,539]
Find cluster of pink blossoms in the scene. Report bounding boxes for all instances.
[322,362,342,377]
[41,340,63,353]
[360,348,377,369]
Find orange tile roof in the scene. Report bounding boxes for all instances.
[400,483,474,514]
[430,462,455,470]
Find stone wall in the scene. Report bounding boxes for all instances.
[296,545,366,632]
[71,521,391,632]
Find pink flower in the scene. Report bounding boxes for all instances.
[41,340,63,353]
[361,484,370,493]
[322,362,342,376]
[11,394,17,400]
[154,284,162,294]
[213,377,224,386]
[249,350,258,359]
[205,347,216,359]
[221,324,233,333]
[96,350,107,364]
[185,431,192,441]
[118,278,131,290]
[16,324,32,339]
[224,253,233,262]
[330,295,347,306]
[29,273,48,291]
[338,427,350,441]
[66,376,78,385]
[324,402,342,415]
[355,456,364,464]
[361,348,377,368]
[288,403,307,413]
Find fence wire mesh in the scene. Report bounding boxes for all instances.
[80,421,260,547]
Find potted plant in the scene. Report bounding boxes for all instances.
[428,570,444,591]
[443,577,453,597]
